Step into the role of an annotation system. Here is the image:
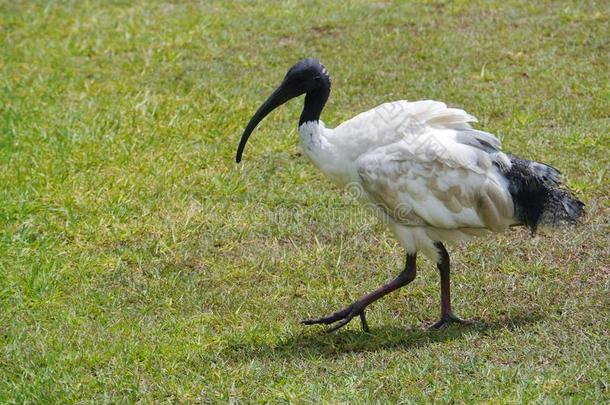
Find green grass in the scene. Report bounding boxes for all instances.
[1,0,608,402]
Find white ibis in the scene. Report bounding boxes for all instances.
[235,58,584,332]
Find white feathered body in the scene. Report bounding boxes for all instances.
[299,100,517,260]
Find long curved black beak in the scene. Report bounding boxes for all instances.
[235,82,296,163]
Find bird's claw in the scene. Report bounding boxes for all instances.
[302,303,370,333]
[428,313,472,330]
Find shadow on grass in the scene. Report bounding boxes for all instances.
[223,312,544,361]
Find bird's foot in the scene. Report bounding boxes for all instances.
[302,303,370,333]
[428,313,472,330]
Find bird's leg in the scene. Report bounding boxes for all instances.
[302,253,417,333]
[429,242,470,330]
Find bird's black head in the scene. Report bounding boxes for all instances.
[235,58,331,163]
[283,58,331,95]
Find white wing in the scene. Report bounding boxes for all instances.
[354,101,515,231]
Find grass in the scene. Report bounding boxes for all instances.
[1,0,608,402]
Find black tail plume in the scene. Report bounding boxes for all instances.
[501,155,584,234]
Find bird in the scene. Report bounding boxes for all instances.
[235,58,584,333]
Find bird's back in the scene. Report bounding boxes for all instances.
[326,100,583,257]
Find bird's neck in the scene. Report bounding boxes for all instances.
[299,83,330,126]
[297,79,355,186]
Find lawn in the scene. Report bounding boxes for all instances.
[1,0,608,402]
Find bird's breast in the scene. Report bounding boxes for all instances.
[298,121,359,187]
